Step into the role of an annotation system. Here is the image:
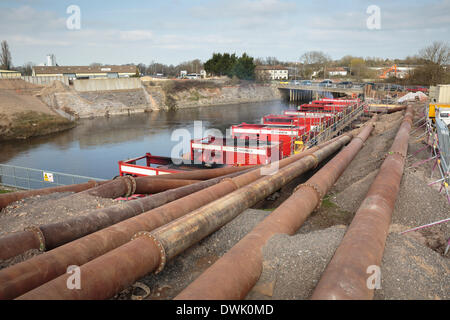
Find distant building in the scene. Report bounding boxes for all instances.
[46,54,57,67]
[327,67,348,77]
[0,69,21,79]
[180,70,188,78]
[255,65,289,80]
[186,73,201,79]
[32,65,137,80]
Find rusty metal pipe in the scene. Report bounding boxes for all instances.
[2,137,338,300]
[310,106,414,300]
[138,165,256,181]
[0,180,108,210]
[174,116,377,300]
[134,178,199,194]
[0,173,242,262]
[17,134,353,299]
[73,166,256,200]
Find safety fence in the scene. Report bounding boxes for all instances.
[0,164,106,190]
[296,103,365,149]
[435,117,450,173]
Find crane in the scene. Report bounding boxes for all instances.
[379,64,397,79]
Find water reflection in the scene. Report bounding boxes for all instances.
[0,100,293,179]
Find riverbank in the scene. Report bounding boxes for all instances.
[0,78,282,141]
[144,80,282,110]
[0,80,75,141]
[39,79,283,117]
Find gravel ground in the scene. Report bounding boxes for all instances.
[247,226,449,300]
[247,226,347,300]
[0,192,118,236]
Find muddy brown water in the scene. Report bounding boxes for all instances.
[0,100,295,179]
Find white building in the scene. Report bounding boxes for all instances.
[255,65,289,80]
[327,67,348,77]
[46,54,57,67]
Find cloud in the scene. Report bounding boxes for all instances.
[118,30,154,41]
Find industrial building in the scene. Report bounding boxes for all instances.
[0,69,21,79]
[32,65,137,80]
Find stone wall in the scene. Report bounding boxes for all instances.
[143,83,282,110]
[73,78,141,92]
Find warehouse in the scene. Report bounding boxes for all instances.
[32,65,137,80]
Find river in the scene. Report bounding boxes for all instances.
[0,100,294,179]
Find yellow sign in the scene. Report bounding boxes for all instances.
[43,172,54,183]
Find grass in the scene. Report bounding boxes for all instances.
[0,189,11,194]
[321,195,338,209]
[9,111,75,139]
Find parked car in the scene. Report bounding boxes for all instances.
[388,84,404,92]
[292,80,301,85]
[337,81,353,88]
[319,79,333,87]
[406,86,429,93]
[301,80,312,86]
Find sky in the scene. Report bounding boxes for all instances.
[0,0,449,66]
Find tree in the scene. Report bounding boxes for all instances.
[232,53,255,80]
[204,52,255,80]
[0,40,12,70]
[350,58,366,79]
[410,41,450,85]
[299,51,331,79]
[137,63,146,76]
[16,62,34,76]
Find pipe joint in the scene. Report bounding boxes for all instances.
[383,151,406,161]
[221,177,241,190]
[131,231,166,274]
[294,182,324,211]
[308,153,320,169]
[24,226,46,252]
[123,176,137,197]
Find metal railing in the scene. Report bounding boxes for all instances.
[294,103,365,148]
[436,117,450,173]
[0,164,107,190]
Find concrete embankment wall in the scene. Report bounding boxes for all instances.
[22,76,70,86]
[73,78,141,92]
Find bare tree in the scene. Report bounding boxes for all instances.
[16,62,34,76]
[300,51,331,79]
[419,41,450,66]
[0,40,12,70]
[411,41,450,85]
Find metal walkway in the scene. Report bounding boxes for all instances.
[303,103,366,148]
